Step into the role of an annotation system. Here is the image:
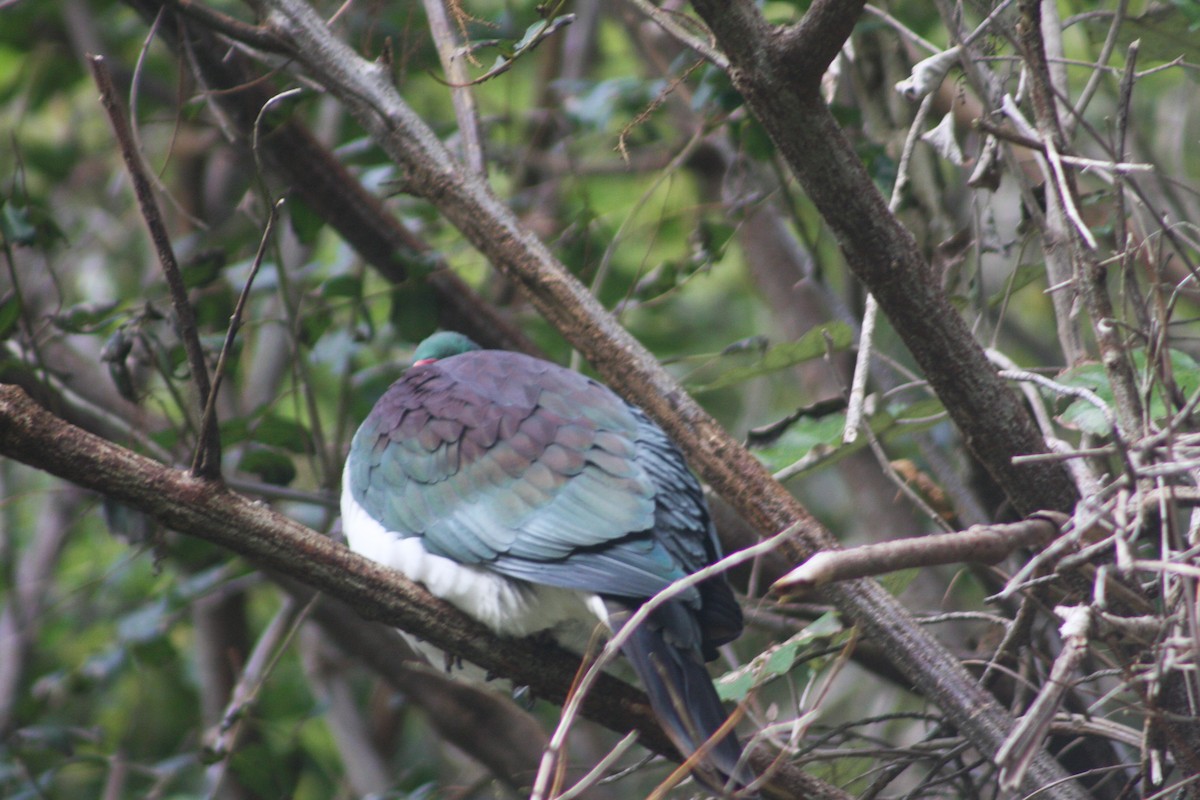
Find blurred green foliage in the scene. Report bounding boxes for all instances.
[1,0,1198,796]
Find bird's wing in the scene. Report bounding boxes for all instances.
[348,350,700,600]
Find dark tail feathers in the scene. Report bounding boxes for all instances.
[612,603,752,794]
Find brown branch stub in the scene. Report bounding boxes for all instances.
[772,512,1068,593]
[773,0,866,92]
[87,54,223,479]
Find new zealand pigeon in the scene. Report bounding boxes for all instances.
[341,331,748,790]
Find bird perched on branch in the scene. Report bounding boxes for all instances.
[341,331,748,791]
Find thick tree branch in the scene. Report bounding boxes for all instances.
[252,1,1086,795]
[688,0,1078,519]
[0,385,838,800]
[776,0,862,84]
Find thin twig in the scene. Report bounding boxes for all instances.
[1043,136,1098,251]
[772,513,1066,592]
[192,200,283,474]
[845,91,935,444]
[1112,39,1152,334]
[551,731,641,800]
[88,54,221,478]
[130,8,208,230]
[167,0,291,53]
[1066,0,1128,139]
[625,0,729,70]
[422,0,486,175]
[529,526,797,800]
[204,595,316,794]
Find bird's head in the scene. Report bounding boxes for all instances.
[412,332,482,366]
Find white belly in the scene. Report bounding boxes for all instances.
[340,476,610,648]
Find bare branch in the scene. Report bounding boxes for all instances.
[772,513,1067,591]
[88,54,223,478]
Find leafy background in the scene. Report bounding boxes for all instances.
[2,0,1199,798]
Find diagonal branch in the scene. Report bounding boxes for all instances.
[88,54,224,478]
[123,0,537,355]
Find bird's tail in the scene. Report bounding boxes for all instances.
[609,602,751,794]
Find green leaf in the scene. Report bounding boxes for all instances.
[734,118,776,161]
[567,77,644,130]
[230,742,292,797]
[0,201,36,245]
[52,301,119,333]
[695,217,736,260]
[390,280,439,342]
[716,613,844,702]
[321,273,362,300]
[392,247,441,280]
[685,324,853,392]
[692,64,743,113]
[1056,349,1200,435]
[715,670,756,703]
[988,261,1044,308]
[753,412,851,472]
[753,396,946,480]
[763,641,800,676]
[288,196,325,246]
[193,284,236,330]
[181,250,226,289]
[0,292,20,340]
[299,310,333,348]
[254,412,314,454]
[880,567,920,596]
[238,448,297,486]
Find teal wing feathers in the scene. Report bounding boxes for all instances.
[349,350,701,600]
